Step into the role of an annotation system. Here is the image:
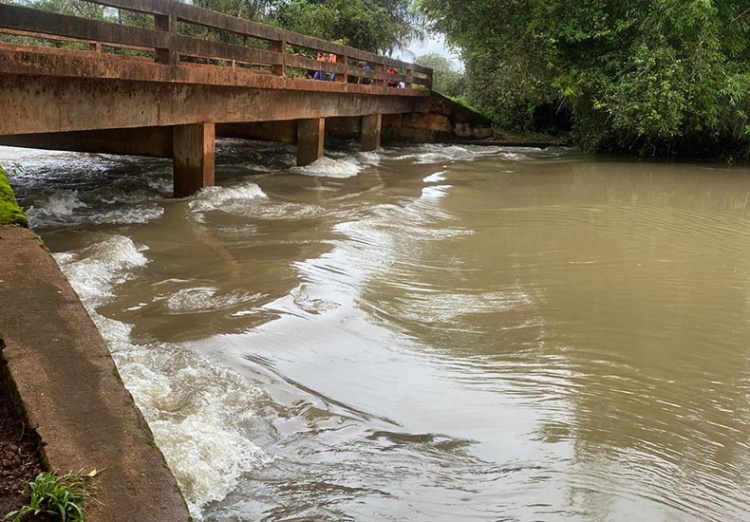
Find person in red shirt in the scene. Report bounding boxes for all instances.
[386,67,398,87]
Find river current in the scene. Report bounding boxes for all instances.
[3,141,750,521]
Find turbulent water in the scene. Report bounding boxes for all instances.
[3,140,750,521]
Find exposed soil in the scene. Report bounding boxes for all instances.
[0,358,46,520]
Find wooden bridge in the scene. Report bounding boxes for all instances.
[0,0,433,196]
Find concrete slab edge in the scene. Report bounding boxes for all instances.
[0,218,190,521]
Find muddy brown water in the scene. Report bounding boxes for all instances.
[4,142,750,521]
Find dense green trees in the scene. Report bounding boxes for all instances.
[269,0,420,53]
[17,0,105,17]
[191,0,272,20]
[415,53,465,98]
[419,0,750,157]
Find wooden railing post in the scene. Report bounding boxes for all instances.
[154,12,176,65]
[375,64,384,87]
[405,65,414,89]
[337,54,347,83]
[270,38,286,76]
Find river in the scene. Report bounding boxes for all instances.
[3,141,750,521]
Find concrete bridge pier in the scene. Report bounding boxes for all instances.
[173,123,215,198]
[297,118,325,166]
[360,114,382,151]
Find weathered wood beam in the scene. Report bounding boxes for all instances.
[0,4,168,50]
[174,35,281,67]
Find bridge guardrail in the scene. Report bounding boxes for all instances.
[0,0,433,90]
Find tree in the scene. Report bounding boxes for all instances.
[415,53,465,98]
[419,0,750,158]
[190,0,274,21]
[269,0,421,54]
[21,0,105,18]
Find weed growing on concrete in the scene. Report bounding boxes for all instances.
[3,470,99,522]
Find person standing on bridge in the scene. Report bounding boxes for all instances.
[361,63,373,85]
[313,52,326,80]
[386,67,398,87]
[327,53,337,81]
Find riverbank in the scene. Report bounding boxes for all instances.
[0,166,190,521]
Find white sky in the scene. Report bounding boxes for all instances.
[397,33,464,70]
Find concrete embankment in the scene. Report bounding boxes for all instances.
[382,92,494,143]
[0,166,190,521]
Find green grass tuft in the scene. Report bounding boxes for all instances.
[3,471,98,522]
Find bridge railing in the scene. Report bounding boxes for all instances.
[0,0,433,91]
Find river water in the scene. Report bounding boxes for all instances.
[3,141,750,521]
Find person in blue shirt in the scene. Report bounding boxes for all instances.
[361,63,372,85]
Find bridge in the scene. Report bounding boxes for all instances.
[0,0,433,196]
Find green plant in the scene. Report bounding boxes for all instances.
[4,470,99,522]
[0,165,28,227]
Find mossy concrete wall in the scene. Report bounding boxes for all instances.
[325,93,493,144]
[382,92,494,143]
[0,166,27,227]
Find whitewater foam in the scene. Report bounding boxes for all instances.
[164,286,266,314]
[54,236,270,519]
[189,183,267,213]
[54,236,148,306]
[291,156,364,178]
[423,171,447,183]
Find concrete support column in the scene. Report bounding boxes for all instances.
[360,114,381,151]
[173,123,215,197]
[297,118,325,166]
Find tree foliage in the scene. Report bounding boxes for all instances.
[415,53,465,98]
[419,0,750,157]
[269,0,421,54]
[16,0,105,18]
[190,0,273,21]
[15,0,420,55]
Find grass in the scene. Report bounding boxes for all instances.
[0,165,28,227]
[3,471,99,522]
